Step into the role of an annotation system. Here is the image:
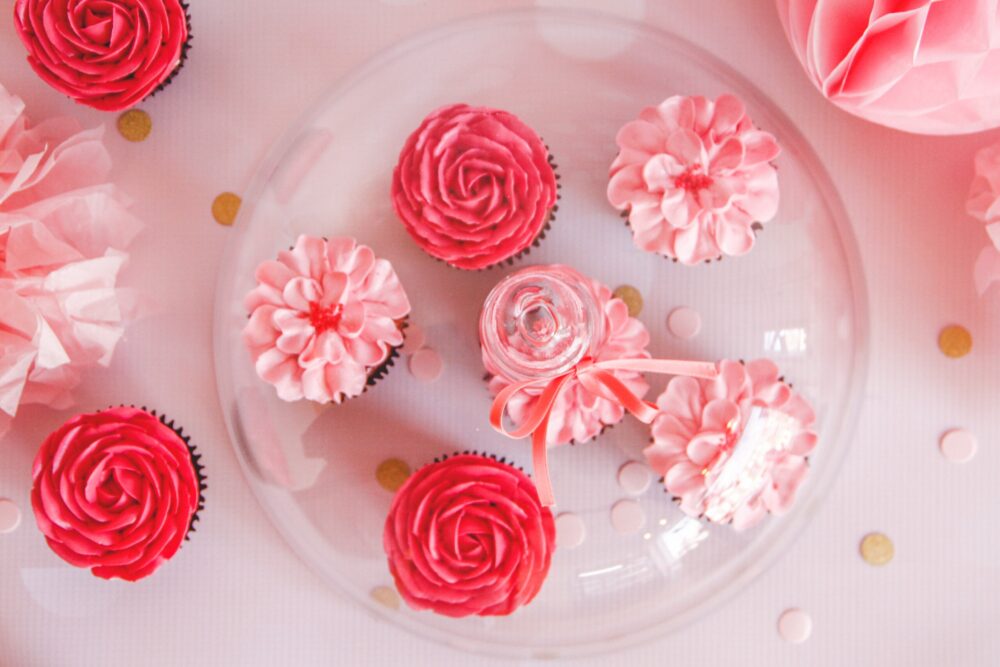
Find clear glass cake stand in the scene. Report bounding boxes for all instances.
[212,8,868,658]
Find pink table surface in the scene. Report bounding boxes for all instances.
[2,1,999,665]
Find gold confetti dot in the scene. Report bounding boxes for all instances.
[212,192,242,226]
[613,284,643,317]
[370,585,400,610]
[117,109,152,142]
[860,532,894,566]
[938,325,972,358]
[376,458,411,492]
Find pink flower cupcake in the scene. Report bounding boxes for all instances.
[13,0,192,112]
[644,359,816,530]
[608,94,781,264]
[392,103,559,270]
[243,235,411,404]
[383,453,556,617]
[484,278,651,446]
[31,406,205,581]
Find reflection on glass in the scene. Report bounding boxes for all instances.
[701,407,799,524]
[764,327,807,355]
[577,557,655,597]
[650,517,709,573]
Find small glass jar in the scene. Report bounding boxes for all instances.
[479,264,605,382]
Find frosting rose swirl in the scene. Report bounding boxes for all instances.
[243,235,411,404]
[392,103,558,270]
[13,0,190,112]
[645,359,816,530]
[608,94,781,264]
[485,279,650,446]
[383,454,556,617]
[31,406,203,581]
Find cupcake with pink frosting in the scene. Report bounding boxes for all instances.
[31,406,205,581]
[483,278,651,446]
[608,94,781,265]
[644,359,816,530]
[243,235,411,404]
[383,452,556,617]
[392,103,559,270]
[13,0,192,112]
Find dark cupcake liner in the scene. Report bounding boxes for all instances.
[363,317,409,393]
[428,450,527,475]
[148,1,194,100]
[117,405,206,540]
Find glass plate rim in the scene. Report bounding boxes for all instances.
[212,6,871,658]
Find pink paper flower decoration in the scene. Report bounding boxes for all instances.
[777,0,1000,135]
[607,94,781,264]
[967,140,1000,296]
[0,84,142,439]
[644,359,817,530]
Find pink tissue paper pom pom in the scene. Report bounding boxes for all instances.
[0,83,142,439]
[966,140,1000,296]
[777,0,1000,135]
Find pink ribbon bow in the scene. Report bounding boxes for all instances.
[489,357,719,506]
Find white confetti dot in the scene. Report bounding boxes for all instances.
[610,499,646,534]
[617,461,652,495]
[401,323,426,354]
[0,499,21,534]
[667,307,702,339]
[778,608,812,643]
[940,429,977,463]
[555,512,586,549]
[408,348,443,382]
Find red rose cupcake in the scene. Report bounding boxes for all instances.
[31,406,205,581]
[243,235,412,404]
[383,453,556,617]
[13,0,192,112]
[391,103,559,270]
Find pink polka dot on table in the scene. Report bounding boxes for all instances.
[777,608,812,644]
[939,429,977,463]
[617,461,652,495]
[555,512,586,549]
[610,499,646,534]
[0,499,22,534]
[667,307,702,339]
[401,323,425,355]
[408,348,443,382]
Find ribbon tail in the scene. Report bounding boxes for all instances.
[531,414,556,507]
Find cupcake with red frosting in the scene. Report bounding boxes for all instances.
[31,406,205,581]
[483,278,651,446]
[243,235,411,404]
[608,94,781,264]
[383,452,556,617]
[644,359,816,530]
[13,0,192,112]
[392,103,559,270]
